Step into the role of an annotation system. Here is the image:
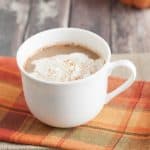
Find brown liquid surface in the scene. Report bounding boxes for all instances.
[24,43,100,72]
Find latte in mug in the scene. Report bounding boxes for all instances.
[17,28,136,128]
[24,43,105,82]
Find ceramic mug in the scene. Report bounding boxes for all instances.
[17,28,136,128]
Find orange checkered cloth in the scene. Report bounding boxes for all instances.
[0,57,149,150]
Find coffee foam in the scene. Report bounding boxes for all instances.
[29,53,104,82]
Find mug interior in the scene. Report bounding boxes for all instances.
[17,28,111,83]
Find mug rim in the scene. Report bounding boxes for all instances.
[17,27,111,85]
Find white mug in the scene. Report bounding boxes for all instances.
[17,28,136,128]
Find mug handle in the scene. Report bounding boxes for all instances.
[105,60,136,104]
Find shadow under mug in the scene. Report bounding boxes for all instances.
[17,28,136,128]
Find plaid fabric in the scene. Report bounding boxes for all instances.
[0,57,149,150]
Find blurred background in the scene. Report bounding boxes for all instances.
[0,0,150,56]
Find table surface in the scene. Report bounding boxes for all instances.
[0,0,150,56]
[0,0,150,149]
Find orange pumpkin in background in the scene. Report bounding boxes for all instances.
[120,0,150,8]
